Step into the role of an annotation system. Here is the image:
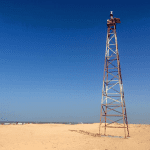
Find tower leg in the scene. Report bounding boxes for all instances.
[99,104,103,136]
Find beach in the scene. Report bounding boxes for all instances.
[0,123,150,150]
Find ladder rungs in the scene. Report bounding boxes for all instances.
[102,114,123,116]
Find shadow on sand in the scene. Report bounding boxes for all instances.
[69,130,127,139]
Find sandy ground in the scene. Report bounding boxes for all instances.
[0,123,150,150]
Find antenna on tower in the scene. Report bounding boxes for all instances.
[110,11,113,19]
[99,11,129,138]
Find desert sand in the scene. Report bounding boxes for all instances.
[0,123,150,150]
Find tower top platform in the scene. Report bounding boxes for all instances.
[107,11,121,27]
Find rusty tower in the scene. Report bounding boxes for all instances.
[99,11,129,138]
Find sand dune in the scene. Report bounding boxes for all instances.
[0,123,150,150]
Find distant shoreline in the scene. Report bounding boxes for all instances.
[0,121,149,125]
[0,121,96,124]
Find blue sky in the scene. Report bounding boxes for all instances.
[0,0,150,123]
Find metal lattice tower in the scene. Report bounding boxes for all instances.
[99,11,129,138]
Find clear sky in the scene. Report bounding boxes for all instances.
[0,0,150,124]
